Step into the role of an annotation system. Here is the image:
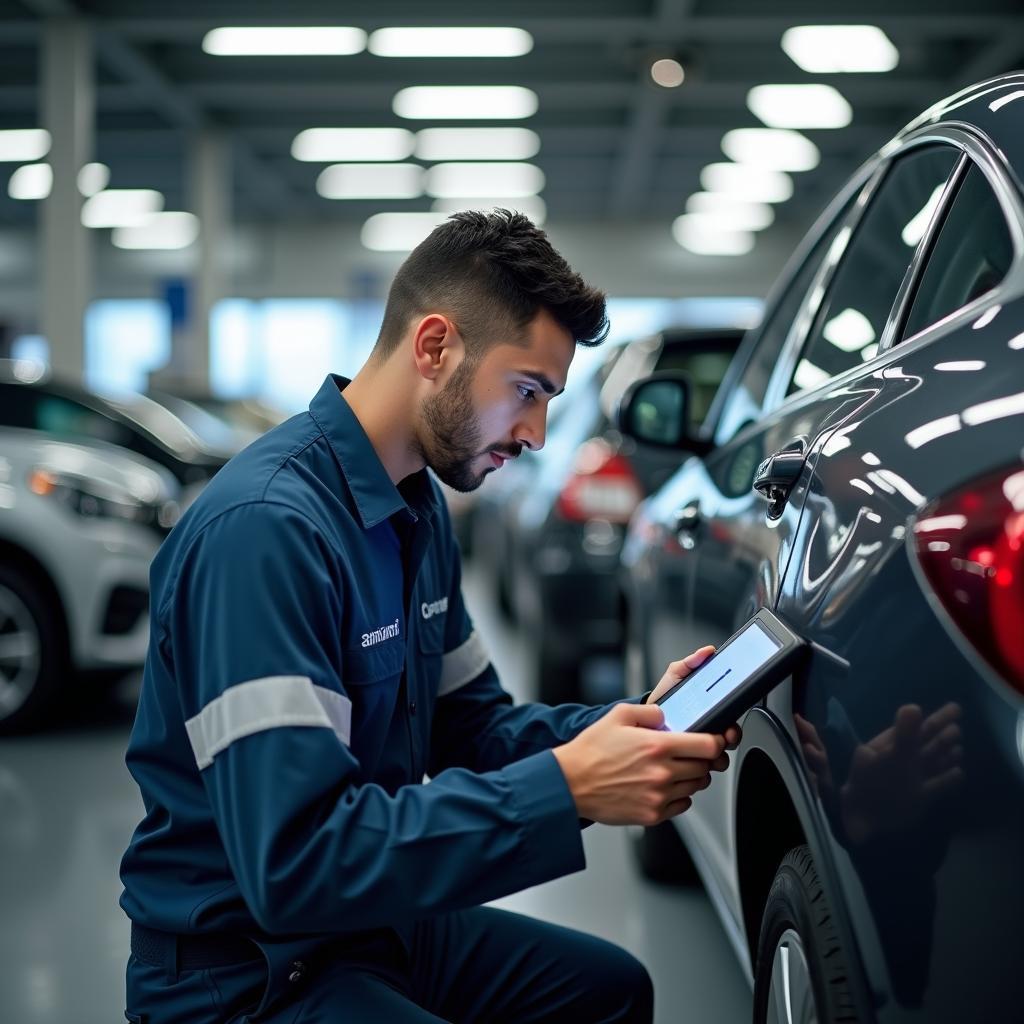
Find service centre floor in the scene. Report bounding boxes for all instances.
[0,562,752,1024]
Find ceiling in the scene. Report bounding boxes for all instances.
[1,0,1023,245]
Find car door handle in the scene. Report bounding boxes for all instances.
[753,442,807,517]
[673,501,701,547]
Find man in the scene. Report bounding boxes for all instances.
[121,211,739,1024]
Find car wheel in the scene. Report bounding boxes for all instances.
[630,821,699,885]
[753,845,857,1024]
[0,566,65,734]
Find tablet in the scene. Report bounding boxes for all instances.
[655,608,806,734]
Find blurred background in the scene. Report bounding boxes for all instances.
[0,2,1021,1022]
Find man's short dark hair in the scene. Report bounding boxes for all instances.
[372,209,609,361]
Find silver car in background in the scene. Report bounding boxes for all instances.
[0,429,180,733]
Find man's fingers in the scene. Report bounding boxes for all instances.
[920,702,963,741]
[921,723,962,761]
[723,724,742,750]
[710,751,731,773]
[658,730,725,761]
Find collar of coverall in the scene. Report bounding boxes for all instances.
[309,373,439,531]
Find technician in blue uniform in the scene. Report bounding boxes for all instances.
[121,211,739,1023]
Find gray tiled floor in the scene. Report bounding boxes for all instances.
[0,563,751,1023]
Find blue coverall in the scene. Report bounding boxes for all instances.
[120,375,653,1023]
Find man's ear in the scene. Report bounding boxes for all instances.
[411,314,463,381]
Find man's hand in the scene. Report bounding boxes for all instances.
[647,646,743,751]
[552,701,729,827]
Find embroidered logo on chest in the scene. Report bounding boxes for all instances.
[361,619,400,648]
[421,596,448,619]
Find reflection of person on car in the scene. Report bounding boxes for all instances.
[795,703,963,1008]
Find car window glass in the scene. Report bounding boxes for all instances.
[654,346,736,428]
[36,395,133,446]
[900,164,1014,342]
[789,146,960,396]
[713,196,856,445]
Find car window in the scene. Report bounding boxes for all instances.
[899,164,1014,342]
[789,146,960,396]
[654,346,736,428]
[36,395,133,446]
[713,197,856,445]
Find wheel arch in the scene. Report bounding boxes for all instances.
[0,538,70,660]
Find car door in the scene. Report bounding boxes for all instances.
[662,142,967,916]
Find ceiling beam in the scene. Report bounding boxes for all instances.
[608,0,696,218]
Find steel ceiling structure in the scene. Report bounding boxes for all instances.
[0,0,1022,243]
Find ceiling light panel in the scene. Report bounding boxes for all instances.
[650,59,685,88]
[747,84,852,129]
[292,128,415,162]
[0,129,51,162]
[782,25,899,73]
[77,162,110,197]
[700,163,793,203]
[316,163,424,200]
[8,163,52,200]
[394,86,538,120]
[415,128,540,162]
[81,189,164,228]
[683,194,775,231]
[426,162,544,198]
[673,216,754,256]
[202,27,366,56]
[721,128,820,171]
[113,212,200,250]
[361,212,448,252]
[431,196,547,224]
[369,27,533,58]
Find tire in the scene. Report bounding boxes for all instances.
[631,821,700,885]
[0,565,65,735]
[753,845,858,1024]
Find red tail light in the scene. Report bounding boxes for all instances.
[555,438,643,524]
[913,465,1024,693]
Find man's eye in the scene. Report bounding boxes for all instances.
[517,385,537,403]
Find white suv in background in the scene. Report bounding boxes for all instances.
[0,429,180,732]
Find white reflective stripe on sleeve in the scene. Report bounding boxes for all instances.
[438,631,490,696]
[185,675,352,770]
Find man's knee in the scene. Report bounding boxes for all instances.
[587,941,654,1023]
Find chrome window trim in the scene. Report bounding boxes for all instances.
[762,125,1024,416]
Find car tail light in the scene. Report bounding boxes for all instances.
[912,464,1024,693]
[555,438,643,524]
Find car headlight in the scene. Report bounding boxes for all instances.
[27,468,179,533]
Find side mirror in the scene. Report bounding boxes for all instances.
[616,372,696,449]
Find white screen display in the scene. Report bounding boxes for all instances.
[660,621,782,732]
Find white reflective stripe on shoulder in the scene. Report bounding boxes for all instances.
[185,675,352,770]
[438,631,490,696]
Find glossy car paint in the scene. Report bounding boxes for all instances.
[621,74,1024,1022]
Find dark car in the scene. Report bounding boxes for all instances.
[477,326,743,704]
[618,74,1024,1023]
[0,363,230,490]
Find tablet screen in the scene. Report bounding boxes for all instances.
[659,620,782,732]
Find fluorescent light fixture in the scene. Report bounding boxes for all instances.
[782,25,899,73]
[81,188,164,228]
[0,129,50,162]
[361,212,448,252]
[684,193,775,230]
[822,307,875,352]
[369,27,532,58]
[8,163,52,200]
[291,128,414,162]
[202,26,366,56]
[431,196,547,224]
[901,185,945,247]
[415,127,539,161]
[393,86,538,120]
[748,84,852,129]
[721,128,819,171]
[700,163,793,203]
[316,163,424,200]
[792,359,831,391]
[651,59,685,88]
[426,162,543,198]
[112,212,199,250]
[672,215,754,256]
[77,162,110,197]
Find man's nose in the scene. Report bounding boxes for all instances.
[513,405,548,452]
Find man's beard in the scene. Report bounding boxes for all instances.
[419,358,518,492]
